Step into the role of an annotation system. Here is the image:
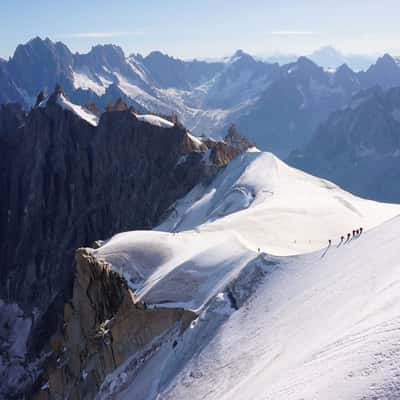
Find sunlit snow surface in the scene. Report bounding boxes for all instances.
[134,114,174,128]
[93,151,400,400]
[158,151,400,255]
[153,217,400,400]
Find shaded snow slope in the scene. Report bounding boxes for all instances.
[93,230,256,312]
[158,151,400,255]
[154,216,400,400]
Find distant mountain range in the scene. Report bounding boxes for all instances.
[289,85,400,202]
[264,46,378,71]
[236,53,400,156]
[2,37,400,156]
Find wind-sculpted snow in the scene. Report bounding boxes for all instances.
[91,152,400,399]
[158,151,400,255]
[93,230,256,312]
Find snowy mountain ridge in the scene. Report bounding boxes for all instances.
[81,150,400,400]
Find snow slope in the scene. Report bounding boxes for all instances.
[134,114,174,128]
[152,216,400,400]
[158,151,400,255]
[97,217,400,400]
[93,151,400,311]
[92,151,400,400]
[93,230,256,312]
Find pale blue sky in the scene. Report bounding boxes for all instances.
[1,0,400,59]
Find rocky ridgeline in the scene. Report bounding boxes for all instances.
[0,88,252,398]
[33,247,196,400]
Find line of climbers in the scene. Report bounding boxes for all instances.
[328,227,363,246]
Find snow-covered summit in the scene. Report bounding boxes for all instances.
[92,151,400,313]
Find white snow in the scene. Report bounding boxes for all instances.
[158,151,400,255]
[134,114,174,128]
[72,68,110,96]
[186,132,203,147]
[93,229,255,312]
[127,57,150,84]
[92,151,400,400]
[93,152,400,312]
[155,216,400,400]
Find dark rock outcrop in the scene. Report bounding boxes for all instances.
[224,124,254,152]
[33,248,195,400]
[0,92,244,397]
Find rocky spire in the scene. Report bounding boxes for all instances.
[34,90,46,107]
[224,124,254,151]
[83,102,100,115]
[47,83,67,105]
[105,97,128,112]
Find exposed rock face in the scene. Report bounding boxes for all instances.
[138,51,224,90]
[360,53,400,89]
[224,124,254,152]
[0,102,26,137]
[8,37,74,96]
[0,94,245,397]
[34,249,195,400]
[0,62,25,105]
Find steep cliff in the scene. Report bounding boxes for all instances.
[0,90,250,397]
[34,248,195,400]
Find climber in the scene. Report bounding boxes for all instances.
[347,233,351,241]
[360,227,363,235]
[328,239,332,246]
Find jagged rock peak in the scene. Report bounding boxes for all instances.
[34,90,46,107]
[83,102,100,115]
[224,124,254,151]
[105,97,129,112]
[47,83,67,104]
